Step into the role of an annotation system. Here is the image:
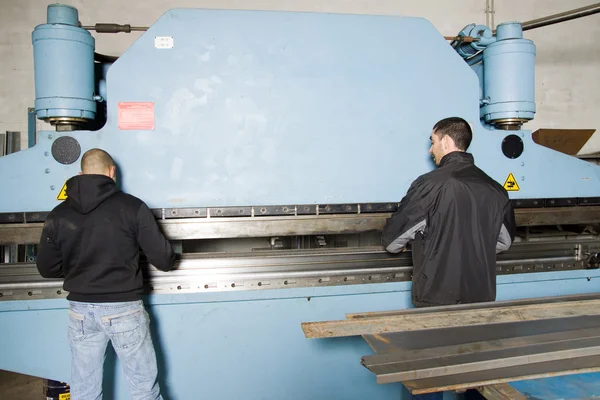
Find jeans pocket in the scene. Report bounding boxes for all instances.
[102,307,145,350]
[68,309,86,342]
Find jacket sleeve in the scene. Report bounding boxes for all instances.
[496,199,516,254]
[136,203,176,271]
[36,215,64,278]
[382,177,431,254]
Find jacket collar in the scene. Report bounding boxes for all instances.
[438,151,474,168]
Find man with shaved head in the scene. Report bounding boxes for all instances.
[80,147,116,176]
[37,148,175,400]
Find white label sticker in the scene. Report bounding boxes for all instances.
[154,36,174,49]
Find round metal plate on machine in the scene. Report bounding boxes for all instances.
[51,136,81,165]
[502,134,524,159]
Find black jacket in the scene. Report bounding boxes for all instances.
[36,175,176,302]
[382,151,516,306]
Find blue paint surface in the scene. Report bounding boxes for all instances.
[1,270,599,399]
[1,9,600,212]
[3,8,600,399]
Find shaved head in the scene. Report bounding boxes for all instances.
[81,148,116,178]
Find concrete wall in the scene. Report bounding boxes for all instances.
[1,1,599,152]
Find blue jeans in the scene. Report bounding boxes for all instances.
[68,300,162,400]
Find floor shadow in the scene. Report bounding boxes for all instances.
[145,301,172,400]
[102,345,117,399]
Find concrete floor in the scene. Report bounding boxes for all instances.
[0,370,43,399]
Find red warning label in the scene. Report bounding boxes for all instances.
[118,102,154,130]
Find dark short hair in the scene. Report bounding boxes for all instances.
[432,117,472,151]
[81,148,115,174]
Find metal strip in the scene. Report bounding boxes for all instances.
[361,315,600,357]
[163,207,207,219]
[27,108,36,148]
[512,199,543,208]
[362,326,600,366]
[209,206,253,218]
[579,197,600,206]
[296,205,318,215]
[0,213,25,224]
[403,355,600,395]
[159,214,389,240]
[318,204,359,215]
[365,336,600,383]
[359,203,398,213]
[0,223,41,244]
[0,214,388,244]
[478,384,527,400]
[5,131,20,154]
[546,198,577,207]
[301,298,600,339]
[515,205,600,226]
[348,293,600,320]
[4,238,595,300]
[3,205,600,244]
[520,3,600,32]
[252,205,296,217]
[1,200,600,226]
[0,133,5,157]
[0,249,412,300]
[24,212,49,223]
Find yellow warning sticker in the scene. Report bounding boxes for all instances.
[59,393,71,400]
[57,182,68,200]
[503,173,520,191]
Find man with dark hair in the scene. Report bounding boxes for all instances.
[36,148,175,400]
[431,116,472,157]
[382,117,516,307]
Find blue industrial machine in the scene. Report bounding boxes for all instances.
[1,3,600,399]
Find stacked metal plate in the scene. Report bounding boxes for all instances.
[302,294,600,395]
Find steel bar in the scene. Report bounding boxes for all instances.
[301,298,600,339]
[347,293,600,320]
[0,214,388,244]
[0,248,409,279]
[82,25,148,32]
[5,131,20,155]
[478,384,527,400]
[515,206,600,226]
[160,214,389,240]
[3,206,600,245]
[364,335,600,383]
[27,108,36,148]
[403,355,600,395]
[362,316,600,356]
[362,327,600,366]
[0,224,43,245]
[0,249,414,300]
[520,3,600,32]
[2,236,597,299]
[7,245,17,263]
[1,237,598,300]
[496,256,576,265]
[444,35,479,42]
[0,262,412,288]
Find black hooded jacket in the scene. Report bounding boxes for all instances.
[36,174,175,302]
[382,152,516,307]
